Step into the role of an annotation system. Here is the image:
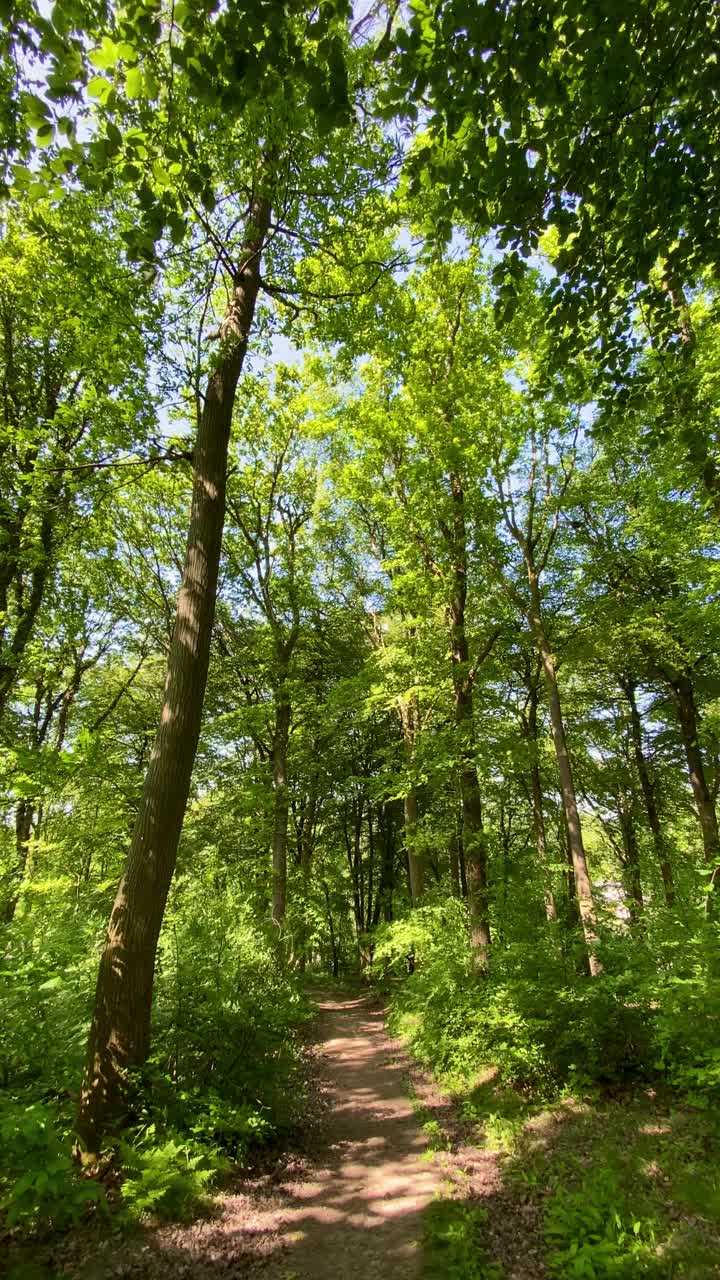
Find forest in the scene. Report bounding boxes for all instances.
[2,1,720,1277]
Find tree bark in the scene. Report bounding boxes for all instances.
[448,827,461,898]
[0,507,55,723]
[1,800,34,924]
[664,668,720,912]
[623,678,675,906]
[270,690,291,929]
[372,802,396,925]
[617,801,644,927]
[398,693,424,903]
[528,575,601,974]
[76,179,272,1150]
[404,787,423,905]
[523,658,558,922]
[447,473,491,969]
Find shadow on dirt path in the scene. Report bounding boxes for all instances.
[74,989,450,1280]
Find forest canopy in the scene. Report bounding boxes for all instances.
[1,1,720,1274]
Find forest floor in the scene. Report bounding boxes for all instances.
[7,987,720,1279]
[10,986,537,1280]
[71,984,535,1280]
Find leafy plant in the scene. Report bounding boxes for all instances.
[0,1101,105,1231]
[544,1174,660,1279]
[118,1133,224,1223]
[423,1199,504,1280]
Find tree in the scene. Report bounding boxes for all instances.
[76,2,393,1145]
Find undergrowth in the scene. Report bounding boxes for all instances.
[0,882,310,1235]
[377,903,720,1278]
[423,1199,504,1280]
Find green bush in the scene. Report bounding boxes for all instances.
[651,968,720,1101]
[376,906,696,1095]
[119,1132,224,1223]
[544,1172,660,1278]
[152,883,310,1129]
[0,1100,105,1231]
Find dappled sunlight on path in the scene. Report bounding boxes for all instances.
[143,990,447,1279]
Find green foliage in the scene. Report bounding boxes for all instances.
[651,962,720,1101]
[544,1173,660,1279]
[118,1133,223,1224]
[380,908,720,1119]
[502,1094,720,1280]
[0,907,99,1092]
[152,879,310,1131]
[0,1100,105,1231]
[423,1199,503,1280]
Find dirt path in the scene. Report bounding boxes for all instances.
[115,990,452,1280]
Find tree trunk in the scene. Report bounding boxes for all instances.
[1,800,34,923]
[665,669,720,912]
[404,788,424,905]
[0,507,54,723]
[76,180,272,1150]
[271,691,291,929]
[528,575,601,974]
[524,662,558,922]
[623,679,675,906]
[458,826,468,899]
[448,472,491,969]
[372,802,396,925]
[459,760,491,968]
[448,827,461,898]
[618,802,644,927]
[323,882,339,978]
[398,694,424,903]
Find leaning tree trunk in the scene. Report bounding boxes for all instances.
[76,182,272,1150]
[623,679,675,906]
[528,575,601,975]
[665,669,720,914]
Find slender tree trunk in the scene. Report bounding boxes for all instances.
[618,802,644,927]
[459,758,491,968]
[664,669,720,912]
[271,691,291,929]
[76,180,272,1150]
[398,694,424,903]
[623,679,675,906]
[323,882,339,978]
[404,788,423,905]
[2,800,34,923]
[528,576,601,974]
[0,512,54,723]
[448,828,461,898]
[297,786,318,971]
[366,804,375,931]
[524,664,558,922]
[448,473,491,969]
[458,825,468,899]
[561,811,580,925]
[372,802,396,925]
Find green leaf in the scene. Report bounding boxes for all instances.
[89,38,120,71]
[125,66,144,99]
[87,76,112,102]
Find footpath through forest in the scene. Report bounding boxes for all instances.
[72,988,541,1280]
